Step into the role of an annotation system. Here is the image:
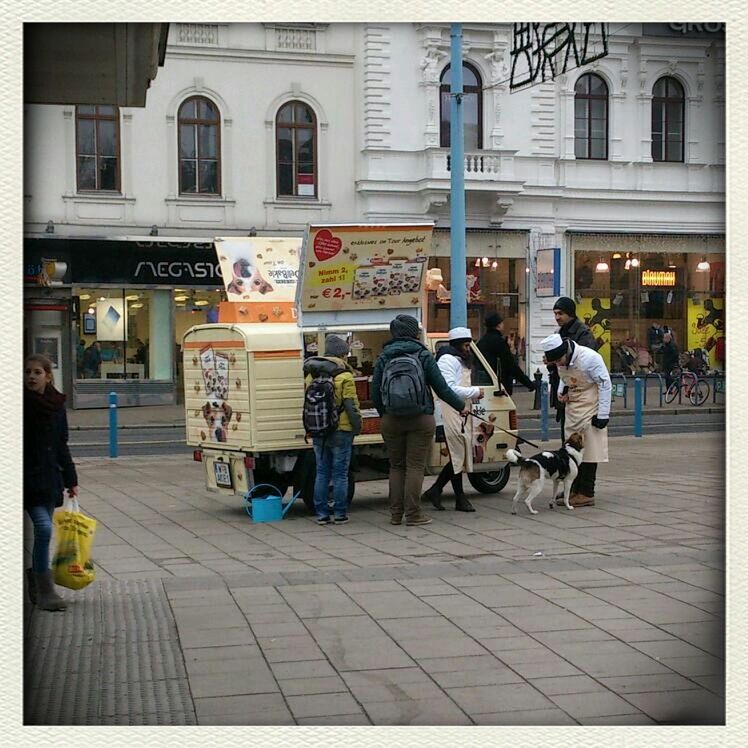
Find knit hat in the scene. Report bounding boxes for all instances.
[539,333,569,362]
[448,326,473,343]
[390,314,420,340]
[553,296,576,317]
[324,334,349,358]
[485,313,503,329]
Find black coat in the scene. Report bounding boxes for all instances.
[23,389,77,508]
[477,329,533,395]
[548,318,598,410]
[662,340,680,374]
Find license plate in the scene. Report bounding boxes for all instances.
[213,460,233,488]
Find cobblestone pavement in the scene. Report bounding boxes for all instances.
[24,431,726,726]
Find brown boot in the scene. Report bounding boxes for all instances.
[34,570,67,611]
[570,493,595,507]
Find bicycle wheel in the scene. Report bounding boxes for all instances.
[689,379,710,406]
[664,382,679,404]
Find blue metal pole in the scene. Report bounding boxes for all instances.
[634,378,643,437]
[449,22,467,329]
[109,391,118,458]
[540,381,549,442]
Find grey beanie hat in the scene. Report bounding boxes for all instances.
[390,314,420,340]
[553,296,577,318]
[324,334,349,358]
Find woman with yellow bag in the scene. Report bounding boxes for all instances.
[24,354,78,612]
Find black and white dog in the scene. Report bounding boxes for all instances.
[505,432,585,515]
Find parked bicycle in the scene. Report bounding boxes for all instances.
[664,367,710,406]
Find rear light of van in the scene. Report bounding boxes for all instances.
[193,450,203,462]
[509,410,518,431]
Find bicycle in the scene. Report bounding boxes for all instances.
[664,368,710,406]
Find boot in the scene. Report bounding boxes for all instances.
[421,463,454,511]
[25,568,37,605]
[34,570,67,611]
[452,474,475,513]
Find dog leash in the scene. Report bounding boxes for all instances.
[459,410,540,449]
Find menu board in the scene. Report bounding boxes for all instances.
[299,225,433,312]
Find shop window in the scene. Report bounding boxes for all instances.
[178,96,221,194]
[652,76,685,162]
[276,101,317,198]
[574,73,608,160]
[75,105,120,192]
[440,62,483,150]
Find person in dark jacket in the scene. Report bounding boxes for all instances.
[477,313,536,395]
[548,297,598,437]
[372,314,469,527]
[24,354,79,612]
[661,332,680,387]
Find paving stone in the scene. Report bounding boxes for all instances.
[263,645,327,664]
[193,692,287,717]
[689,674,725,696]
[548,691,641,719]
[418,654,504,674]
[197,709,296,725]
[584,713,657,725]
[270,660,338,680]
[396,635,487,659]
[628,638,714,660]
[566,652,669,678]
[189,670,279,699]
[472,708,578,726]
[180,626,256,649]
[446,683,556,715]
[529,674,607,696]
[623,688,725,724]
[286,692,363,719]
[429,666,524,689]
[278,676,348,696]
[361,697,471,725]
[657,654,725,677]
[297,713,372,725]
[599,673,701,694]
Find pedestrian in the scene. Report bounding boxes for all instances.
[477,313,536,395]
[303,334,361,525]
[82,340,101,379]
[549,297,597,437]
[662,331,680,387]
[23,354,79,611]
[372,314,469,526]
[422,327,484,513]
[540,333,611,507]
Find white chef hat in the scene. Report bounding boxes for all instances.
[448,327,473,343]
[539,333,568,362]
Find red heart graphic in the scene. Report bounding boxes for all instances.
[313,229,342,262]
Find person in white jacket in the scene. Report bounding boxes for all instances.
[540,333,611,507]
[422,327,483,512]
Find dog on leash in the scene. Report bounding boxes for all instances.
[504,432,585,515]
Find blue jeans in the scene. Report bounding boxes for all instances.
[26,503,54,573]
[312,430,354,519]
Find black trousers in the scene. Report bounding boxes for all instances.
[572,462,598,497]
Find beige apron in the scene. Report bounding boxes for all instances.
[438,365,474,474]
[558,356,609,463]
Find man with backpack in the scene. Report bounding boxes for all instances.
[372,314,470,527]
[303,334,362,525]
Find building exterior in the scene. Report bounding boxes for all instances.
[24,22,725,407]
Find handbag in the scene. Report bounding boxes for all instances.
[52,497,97,590]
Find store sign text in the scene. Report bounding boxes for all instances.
[134,261,223,280]
[641,270,675,287]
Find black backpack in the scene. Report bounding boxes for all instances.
[381,352,429,417]
[303,368,344,437]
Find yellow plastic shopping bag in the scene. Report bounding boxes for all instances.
[52,498,97,590]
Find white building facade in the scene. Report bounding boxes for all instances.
[24,22,725,407]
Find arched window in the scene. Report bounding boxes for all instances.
[76,105,120,191]
[178,96,220,194]
[652,77,685,162]
[440,63,483,150]
[574,73,608,160]
[276,101,317,198]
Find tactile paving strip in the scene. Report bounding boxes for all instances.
[24,579,196,725]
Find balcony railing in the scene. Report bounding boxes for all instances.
[426,149,516,182]
[446,153,502,175]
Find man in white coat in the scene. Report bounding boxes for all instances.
[422,327,483,512]
[539,333,611,507]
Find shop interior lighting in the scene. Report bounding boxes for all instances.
[697,257,710,272]
[595,258,610,273]
[474,257,481,268]
[630,256,640,268]
[481,256,490,268]
[87,306,95,315]
[174,294,189,302]
[624,259,631,270]
[98,296,106,301]
[612,252,622,259]
[125,294,139,301]
[490,260,498,271]
[131,302,143,309]
[79,293,91,300]
[194,299,210,306]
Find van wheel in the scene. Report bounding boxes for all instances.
[292,451,317,513]
[467,467,511,494]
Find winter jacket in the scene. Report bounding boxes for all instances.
[23,387,77,508]
[476,329,534,395]
[371,338,465,417]
[549,317,598,411]
[303,355,361,433]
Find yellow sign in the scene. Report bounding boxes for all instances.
[576,296,611,369]
[641,270,676,287]
[687,296,724,370]
[300,224,433,312]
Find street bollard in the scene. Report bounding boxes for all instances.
[540,380,549,442]
[109,391,118,458]
[532,368,543,410]
[634,378,643,437]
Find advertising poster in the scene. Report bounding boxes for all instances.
[687,296,724,370]
[95,298,127,341]
[299,224,433,312]
[215,237,301,303]
[576,296,611,369]
[34,335,60,368]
